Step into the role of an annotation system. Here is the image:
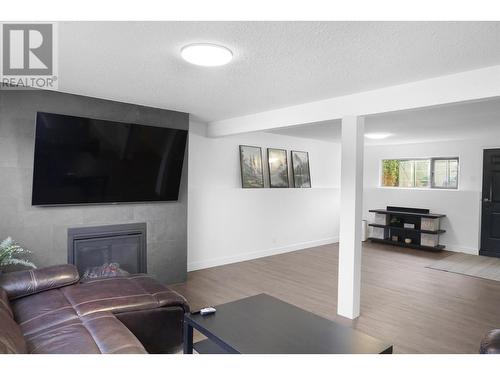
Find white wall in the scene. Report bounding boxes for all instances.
[187,121,341,271]
[363,138,495,255]
[188,120,497,269]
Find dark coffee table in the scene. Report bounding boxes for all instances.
[183,293,393,354]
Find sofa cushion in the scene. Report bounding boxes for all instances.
[79,312,146,354]
[24,312,146,354]
[10,286,147,353]
[0,308,27,354]
[62,274,189,316]
[12,288,78,336]
[130,275,190,311]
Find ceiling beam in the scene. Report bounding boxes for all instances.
[207,64,500,137]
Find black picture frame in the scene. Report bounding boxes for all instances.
[267,148,289,188]
[291,150,311,188]
[239,145,264,188]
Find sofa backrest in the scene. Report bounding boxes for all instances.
[0,264,79,300]
[0,288,27,354]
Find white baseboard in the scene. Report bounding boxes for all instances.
[187,238,478,272]
[187,237,339,271]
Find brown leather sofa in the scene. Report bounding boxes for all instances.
[0,264,189,354]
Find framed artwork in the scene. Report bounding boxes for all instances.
[239,145,264,188]
[291,151,311,188]
[267,148,289,188]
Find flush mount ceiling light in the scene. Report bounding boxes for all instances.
[364,132,393,140]
[181,43,233,66]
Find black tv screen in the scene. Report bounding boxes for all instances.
[32,112,188,205]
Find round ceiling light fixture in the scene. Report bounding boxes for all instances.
[181,43,233,66]
[364,132,393,140]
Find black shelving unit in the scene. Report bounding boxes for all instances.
[368,206,446,252]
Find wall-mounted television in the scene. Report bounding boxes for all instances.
[32,112,188,206]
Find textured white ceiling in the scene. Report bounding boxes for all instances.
[267,98,500,145]
[57,21,500,122]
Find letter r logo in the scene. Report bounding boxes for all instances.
[2,24,53,75]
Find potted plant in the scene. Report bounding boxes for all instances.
[0,237,36,274]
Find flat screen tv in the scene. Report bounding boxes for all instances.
[32,112,188,206]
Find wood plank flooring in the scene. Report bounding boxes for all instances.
[170,242,500,353]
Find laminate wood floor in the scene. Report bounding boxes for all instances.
[170,242,500,353]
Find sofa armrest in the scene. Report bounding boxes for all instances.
[0,287,13,318]
[480,329,500,353]
[0,264,79,300]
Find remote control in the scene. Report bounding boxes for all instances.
[200,307,216,316]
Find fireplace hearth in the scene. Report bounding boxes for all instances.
[67,223,147,276]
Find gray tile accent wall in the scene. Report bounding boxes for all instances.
[0,90,188,284]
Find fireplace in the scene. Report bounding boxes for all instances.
[67,223,147,276]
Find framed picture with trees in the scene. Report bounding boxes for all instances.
[239,145,264,188]
[291,151,311,188]
[267,148,289,188]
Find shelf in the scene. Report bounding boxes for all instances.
[368,237,445,252]
[193,339,228,354]
[368,223,445,235]
[369,209,445,219]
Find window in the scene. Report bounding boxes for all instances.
[431,158,459,189]
[381,158,458,189]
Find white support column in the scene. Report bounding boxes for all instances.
[337,116,364,319]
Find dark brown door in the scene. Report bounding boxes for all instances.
[480,149,500,257]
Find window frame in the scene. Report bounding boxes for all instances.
[430,157,459,190]
[380,157,459,190]
[413,159,431,188]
